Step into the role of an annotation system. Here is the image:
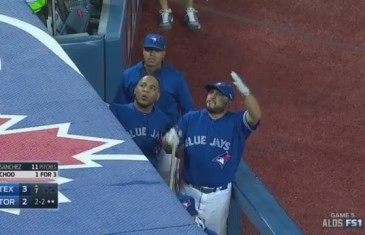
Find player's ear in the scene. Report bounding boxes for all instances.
[161,51,166,59]
[226,100,231,110]
[156,92,160,101]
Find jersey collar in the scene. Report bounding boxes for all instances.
[204,109,231,121]
[133,102,156,115]
[138,61,165,76]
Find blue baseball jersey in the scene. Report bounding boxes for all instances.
[110,103,172,167]
[177,109,259,187]
[113,62,195,124]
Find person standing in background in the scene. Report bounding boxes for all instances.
[158,0,201,30]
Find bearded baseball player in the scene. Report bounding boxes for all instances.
[110,75,172,170]
[163,71,262,235]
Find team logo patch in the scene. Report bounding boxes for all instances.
[212,152,231,168]
[182,199,192,209]
[151,36,159,43]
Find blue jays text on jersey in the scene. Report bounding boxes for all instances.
[185,136,231,151]
[177,109,259,188]
[113,62,195,124]
[110,103,172,167]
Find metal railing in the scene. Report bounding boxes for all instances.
[228,160,304,234]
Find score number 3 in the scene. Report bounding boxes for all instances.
[22,185,28,193]
[21,185,29,206]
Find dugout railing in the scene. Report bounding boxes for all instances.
[228,160,304,234]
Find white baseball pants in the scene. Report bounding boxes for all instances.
[181,182,232,235]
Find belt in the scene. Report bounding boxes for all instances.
[190,183,229,194]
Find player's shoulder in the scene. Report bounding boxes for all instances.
[227,110,246,118]
[161,63,185,78]
[183,109,200,117]
[181,109,206,120]
[223,111,248,124]
[153,107,170,121]
[110,103,133,112]
[228,110,259,131]
[122,61,143,78]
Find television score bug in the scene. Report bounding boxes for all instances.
[0,162,58,179]
[0,162,59,209]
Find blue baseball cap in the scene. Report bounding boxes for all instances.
[205,82,235,101]
[178,194,198,216]
[144,34,166,51]
[204,228,218,235]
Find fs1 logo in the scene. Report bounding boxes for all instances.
[323,213,363,229]
[344,218,363,228]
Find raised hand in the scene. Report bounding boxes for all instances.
[230,71,250,96]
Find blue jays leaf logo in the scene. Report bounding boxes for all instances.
[151,36,160,43]
[182,199,192,209]
[212,152,231,168]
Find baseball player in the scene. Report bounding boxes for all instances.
[110,75,172,170]
[163,71,262,235]
[113,33,195,125]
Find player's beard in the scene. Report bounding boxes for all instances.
[207,105,226,114]
[206,102,228,114]
[206,97,230,115]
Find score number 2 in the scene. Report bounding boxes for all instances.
[22,198,28,206]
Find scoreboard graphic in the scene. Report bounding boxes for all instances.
[0,162,58,209]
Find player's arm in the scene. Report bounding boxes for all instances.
[109,103,120,120]
[243,94,261,125]
[109,103,126,126]
[231,72,261,125]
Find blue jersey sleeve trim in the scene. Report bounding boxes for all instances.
[243,111,259,132]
